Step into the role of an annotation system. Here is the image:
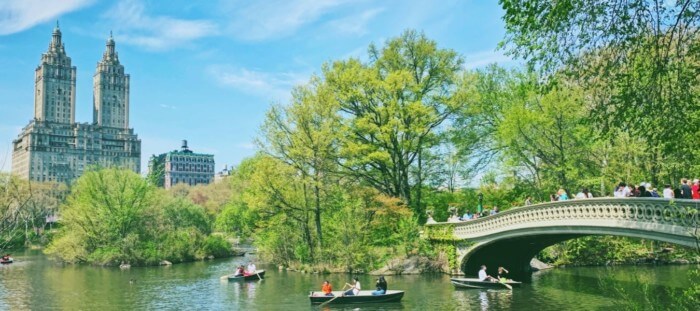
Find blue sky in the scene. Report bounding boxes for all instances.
[0,0,512,174]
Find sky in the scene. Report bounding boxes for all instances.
[0,0,512,174]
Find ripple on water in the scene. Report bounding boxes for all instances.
[0,251,694,310]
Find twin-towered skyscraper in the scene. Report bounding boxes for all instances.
[12,23,141,183]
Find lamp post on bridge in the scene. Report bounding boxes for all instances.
[477,192,483,214]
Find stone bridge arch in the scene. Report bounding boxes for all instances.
[426,198,700,278]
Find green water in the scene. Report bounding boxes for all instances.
[0,250,695,310]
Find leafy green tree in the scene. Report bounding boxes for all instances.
[46,169,228,265]
[214,157,260,237]
[146,154,165,187]
[454,66,596,198]
[187,180,233,214]
[323,29,465,216]
[499,0,700,184]
[46,169,157,264]
[1,174,68,249]
[259,77,342,251]
[243,155,318,262]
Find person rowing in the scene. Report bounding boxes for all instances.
[478,265,497,282]
[246,262,257,274]
[344,277,361,296]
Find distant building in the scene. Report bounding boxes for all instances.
[215,165,232,183]
[149,140,215,188]
[11,24,140,183]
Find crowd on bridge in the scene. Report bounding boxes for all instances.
[441,206,500,223]
[546,178,700,204]
[426,178,700,224]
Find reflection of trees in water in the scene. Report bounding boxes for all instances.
[225,279,260,304]
[451,288,513,309]
[478,290,488,310]
[244,280,257,299]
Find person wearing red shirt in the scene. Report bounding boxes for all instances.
[692,179,700,200]
[321,280,333,296]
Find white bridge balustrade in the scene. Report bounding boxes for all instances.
[426,198,700,276]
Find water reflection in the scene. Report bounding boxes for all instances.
[0,250,695,310]
[223,278,260,301]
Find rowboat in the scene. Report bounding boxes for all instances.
[450,278,521,289]
[227,270,265,281]
[308,290,404,305]
[0,257,13,264]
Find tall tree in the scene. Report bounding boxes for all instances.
[500,0,700,183]
[454,66,596,195]
[46,169,157,264]
[0,174,66,248]
[323,30,464,215]
[258,77,341,252]
[243,155,317,263]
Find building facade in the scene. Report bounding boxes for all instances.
[11,24,141,184]
[214,165,232,183]
[149,140,215,189]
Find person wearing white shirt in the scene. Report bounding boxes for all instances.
[247,262,256,274]
[614,183,630,197]
[478,265,496,282]
[575,188,593,199]
[663,184,674,199]
[344,277,361,296]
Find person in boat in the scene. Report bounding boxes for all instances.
[246,262,257,274]
[372,276,387,295]
[344,277,361,296]
[478,265,497,282]
[497,267,509,282]
[234,265,247,277]
[321,280,334,296]
[1,254,9,261]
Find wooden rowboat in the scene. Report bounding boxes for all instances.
[227,270,265,281]
[308,290,404,305]
[0,257,13,265]
[450,278,521,289]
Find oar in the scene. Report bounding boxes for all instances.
[220,274,231,280]
[256,271,263,281]
[319,284,347,307]
[499,279,512,290]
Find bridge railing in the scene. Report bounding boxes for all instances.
[427,198,700,239]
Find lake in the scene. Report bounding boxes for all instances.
[0,250,695,310]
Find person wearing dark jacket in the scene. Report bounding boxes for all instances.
[681,179,692,199]
[372,276,387,295]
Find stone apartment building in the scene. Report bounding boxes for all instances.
[149,140,215,189]
[11,24,141,183]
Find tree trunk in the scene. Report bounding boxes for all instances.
[416,145,424,220]
[314,180,323,249]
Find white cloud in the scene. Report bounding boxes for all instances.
[463,50,513,69]
[0,0,94,35]
[326,7,383,36]
[207,65,309,101]
[223,0,353,41]
[103,0,217,50]
[159,104,177,110]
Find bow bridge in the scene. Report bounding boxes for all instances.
[425,198,700,278]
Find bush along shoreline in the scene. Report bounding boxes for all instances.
[44,169,232,267]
